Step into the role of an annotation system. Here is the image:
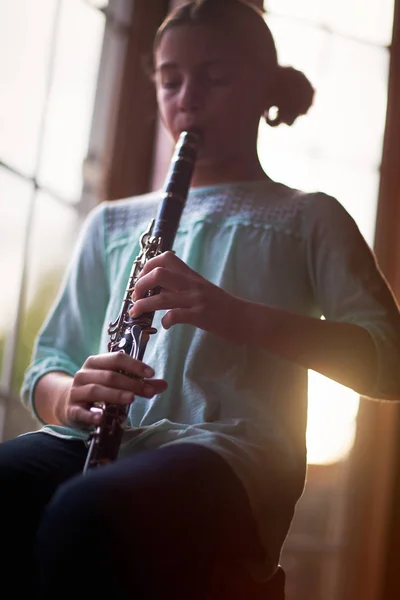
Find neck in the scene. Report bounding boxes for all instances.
[190,154,269,188]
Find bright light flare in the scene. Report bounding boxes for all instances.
[306,369,360,464]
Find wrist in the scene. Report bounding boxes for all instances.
[237,299,277,347]
[34,372,73,426]
[54,384,71,426]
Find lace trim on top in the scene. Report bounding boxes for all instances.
[104,181,311,242]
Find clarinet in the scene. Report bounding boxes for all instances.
[83,130,200,471]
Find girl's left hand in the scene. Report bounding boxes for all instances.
[129,251,247,345]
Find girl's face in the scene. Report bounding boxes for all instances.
[154,23,268,169]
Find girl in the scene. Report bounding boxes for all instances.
[1,1,399,598]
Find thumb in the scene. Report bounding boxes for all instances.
[162,308,192,329]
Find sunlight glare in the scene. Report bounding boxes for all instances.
[256,8,388,466]
[306,370,359,464]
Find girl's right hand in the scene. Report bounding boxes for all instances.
[57,352,167,429]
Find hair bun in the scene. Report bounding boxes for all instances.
[266,66,315,127]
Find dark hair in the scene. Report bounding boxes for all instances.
[154,0,315,127]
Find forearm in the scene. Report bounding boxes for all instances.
[243,301,378,394]
[34,372,73,426]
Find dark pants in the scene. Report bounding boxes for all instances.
[0,432,264,599]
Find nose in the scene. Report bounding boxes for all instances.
[177,77,203,114]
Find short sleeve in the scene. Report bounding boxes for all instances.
[21,202,110,422]
[304,193,400,400]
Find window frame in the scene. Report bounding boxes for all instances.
[342,2,400,599]
[84,0,170,205]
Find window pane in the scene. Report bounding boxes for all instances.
[258,12,389,467]
[282,462,349,596]
[258,144,379,245]
[263,16,389,172]
[85,0,109,8]
[329,0,395,45]
[0,0,57,176]
[309,38,388,170]
[0,167,32,335]
[23,192,81,315]
[12,192,82,397]
[37,0,105,202]
[266,0,395,45]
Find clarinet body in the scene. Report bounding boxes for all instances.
[83,131,200,471]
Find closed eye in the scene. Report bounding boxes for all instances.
[162,80,181,90]
[206,74,232,85]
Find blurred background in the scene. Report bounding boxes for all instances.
[0,0,399,598]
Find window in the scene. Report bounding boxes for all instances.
[0,0,169,439]
[0,1,396,597]
[0,0,107,438]
[257,1,395,597]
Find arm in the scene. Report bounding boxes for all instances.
[21,204,109,426]
[34,356,167,429]
[131,194,400,400]
[23,203,167,429]
[241,301,378,395]
[302,193,400,400]
[131,255,378,395]
[247,194,399,399]
[34,372,73,426]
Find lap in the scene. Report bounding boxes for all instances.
[47,441,263,561]
[0,431,87,505]
[0,432,264,559]
[35,441,265,598]
[0,433,265,596]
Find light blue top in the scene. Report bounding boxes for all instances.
[21,179,400,579]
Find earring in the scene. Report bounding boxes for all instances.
[265,105,280,126]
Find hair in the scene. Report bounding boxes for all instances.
[153,0,315,127]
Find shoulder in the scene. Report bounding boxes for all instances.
[247,181,339,235]
[269,184,350,224]
[82,192,161,245]
[259,183,363,250]
[219,181,358,242]
[102,191,160,233]
[299,192,361,242]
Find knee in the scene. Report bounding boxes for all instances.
[35,474,129,595]
[35,473,114,577]
[38,472,110,538]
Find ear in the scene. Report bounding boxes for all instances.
[258,65,280,110]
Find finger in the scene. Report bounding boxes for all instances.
[138,250,185,278]
[72,370,167,404]
[67,404,101,428]
[161,308,198,329]
[70,382,135,407]
[84,353,156,378]
[129,291,193,318]
[132,267,189,301]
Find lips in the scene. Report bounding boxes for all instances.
[177,126,204,148]
[177,120,204,133]
[181,126,202,136]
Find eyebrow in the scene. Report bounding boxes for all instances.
[156,62,178,72]
[156,59,234,72]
